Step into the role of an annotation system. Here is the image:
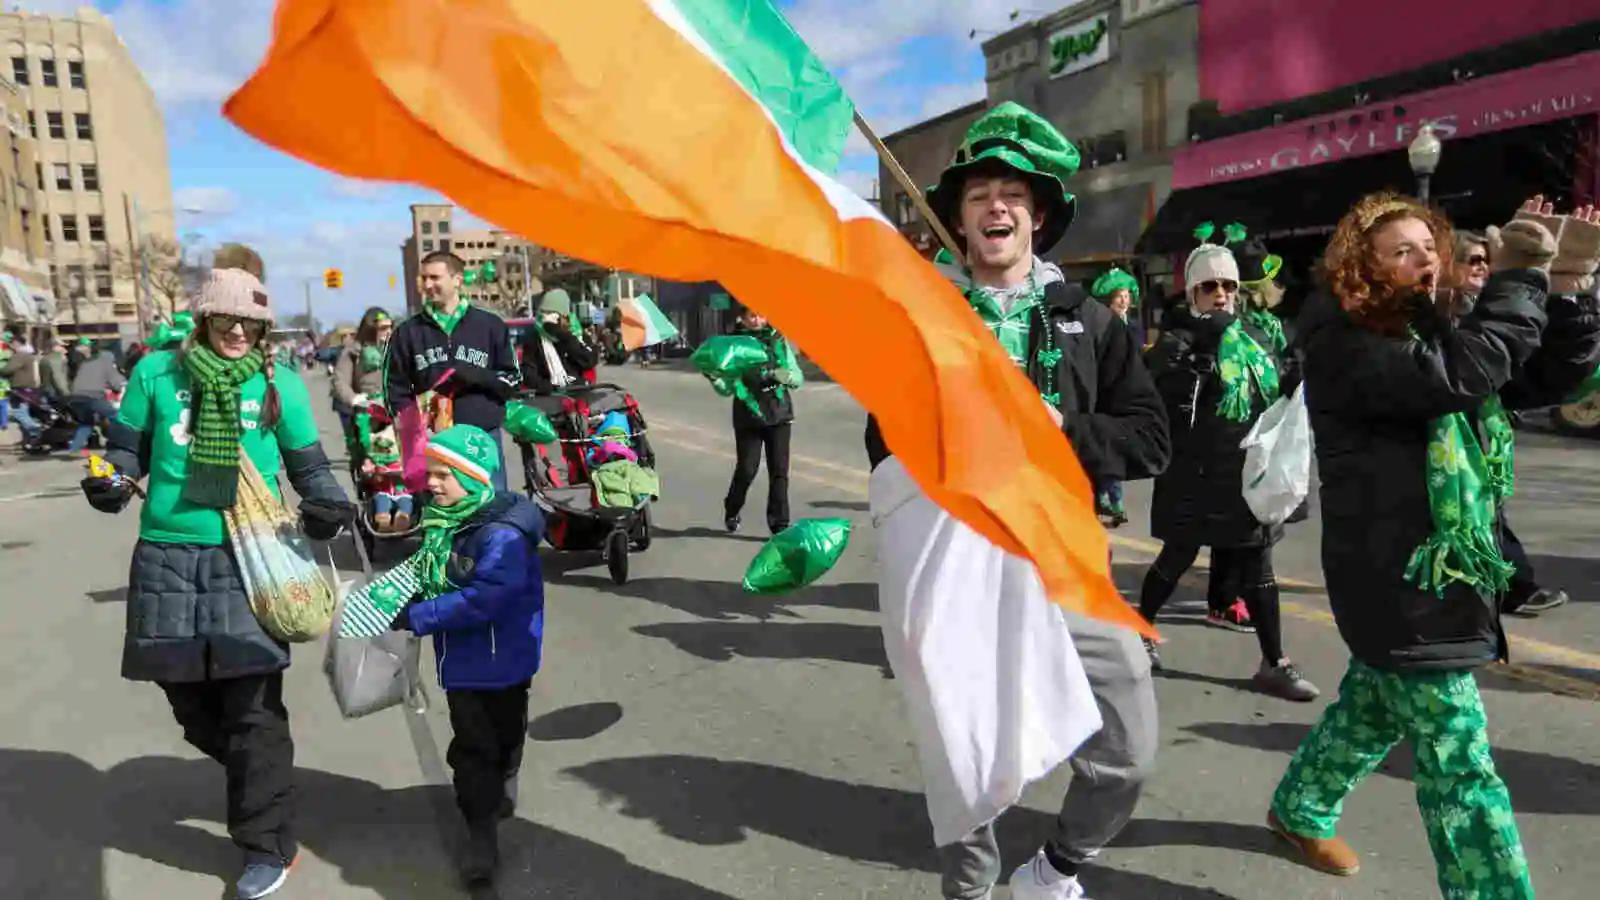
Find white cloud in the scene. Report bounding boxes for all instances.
[173,186,240,217]
[327,177,391,201]
[103,0,275,109]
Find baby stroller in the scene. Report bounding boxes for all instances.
[347,399,424,561]
[515,383,657,584]
[13,387,102,455]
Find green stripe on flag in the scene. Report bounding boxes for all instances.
[633,294,680,343]
[668,0,854,175]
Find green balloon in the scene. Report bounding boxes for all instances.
[505,401,559,445]
[742,518,853,595]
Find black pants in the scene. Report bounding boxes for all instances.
[446,682,531,824]
[160,673,296,864]
[1500,521,1541,602]
[1138,543,1285,664]
[725,423,791,530]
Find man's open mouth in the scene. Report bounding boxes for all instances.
[981,224,1014,240]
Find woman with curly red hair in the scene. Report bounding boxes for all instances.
[1266,192,1600,899]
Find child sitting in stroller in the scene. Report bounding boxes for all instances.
[355,401,415,533]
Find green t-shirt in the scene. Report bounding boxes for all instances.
[117,350,322,545]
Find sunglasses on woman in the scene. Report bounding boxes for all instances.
[210,314,268,337]
[1466,254,1489,267]
[1200,280,1238,294]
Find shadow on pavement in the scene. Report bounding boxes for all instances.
[807,500,869,512]
[1527,553,1600,603]
[1,539,34,551]
[648,524,768,544]
[0,750,739,900]
[633,621,893,677]
[565,754,1241,899]
[87,587,126,604]
[558,573,877,621]
[528,702,624,742]
[1185,721,1600,815]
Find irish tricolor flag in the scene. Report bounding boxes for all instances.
[223,0,1146,638]
[618,294,680,351]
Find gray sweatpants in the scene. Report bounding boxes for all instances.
[936,612,1159,898]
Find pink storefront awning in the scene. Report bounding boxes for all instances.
[1174,52,1600,191]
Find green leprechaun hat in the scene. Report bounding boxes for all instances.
[925,102,1080,256]
[1234,235,1283,287]
[1090,267,1140,305]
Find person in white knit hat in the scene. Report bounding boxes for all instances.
[1138,223,1318,702]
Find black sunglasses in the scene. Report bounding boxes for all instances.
[1466,254,1489,266]
[209,314,268,335]
[1199,280,1239,294]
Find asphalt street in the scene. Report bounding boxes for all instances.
[0,362,1596,899]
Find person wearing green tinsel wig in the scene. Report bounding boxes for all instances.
[1137,221,1318,702]
[1259,193,1596,899]
[1088,267,1141,527]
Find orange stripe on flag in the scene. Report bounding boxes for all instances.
[223,0,1153,639]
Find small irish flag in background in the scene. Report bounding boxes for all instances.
[618,294,680,351]
[222,0,1142,639]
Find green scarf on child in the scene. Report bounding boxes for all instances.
[1405,392,1516,597]
[180,344,267,508]
[412,424,502,599]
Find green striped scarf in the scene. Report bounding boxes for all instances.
[180,344,266,509]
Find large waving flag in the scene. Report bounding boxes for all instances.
[223,0,1148,638]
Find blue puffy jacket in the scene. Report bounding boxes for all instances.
[407,492,545,690]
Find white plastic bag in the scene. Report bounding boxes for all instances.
[1239,383,1313,527]
[322,538,428,720]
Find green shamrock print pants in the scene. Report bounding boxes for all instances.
[1271,660,1533,900]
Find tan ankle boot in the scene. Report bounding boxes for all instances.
[373,512,393,533]
[1268,810,1360,876]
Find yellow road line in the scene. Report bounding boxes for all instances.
[649,418,1600,691]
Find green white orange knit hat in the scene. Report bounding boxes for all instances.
[425,424,501,493]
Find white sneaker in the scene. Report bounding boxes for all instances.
[1009,851,1089,899]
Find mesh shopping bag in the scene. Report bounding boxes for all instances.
[224,454,337,642]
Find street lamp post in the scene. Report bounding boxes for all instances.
[1408,123,1443,203]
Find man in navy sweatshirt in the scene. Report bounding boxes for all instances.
[385,251,523,491]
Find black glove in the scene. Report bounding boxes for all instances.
[1189,310,1237,353]
[299,497,355,541]
[390,602,415,632]
[81,476,135,515]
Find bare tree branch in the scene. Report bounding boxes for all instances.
[110,236,194,320]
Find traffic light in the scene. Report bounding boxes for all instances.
[324,268,343,289]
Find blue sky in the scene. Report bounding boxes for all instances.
[56,0,1007,325]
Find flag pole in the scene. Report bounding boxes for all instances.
[852,110,965,262]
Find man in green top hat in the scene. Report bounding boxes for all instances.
[864,102,1170,900]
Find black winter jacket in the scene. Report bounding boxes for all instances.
[519,326,599,395]
[1146,303,1297,549]
[385,306,521,432]
[1300,269,1552,672]
[867,280,1170,486]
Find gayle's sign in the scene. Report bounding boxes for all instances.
[1047,14,1111,80]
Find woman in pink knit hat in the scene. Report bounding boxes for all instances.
[78,267,352,900]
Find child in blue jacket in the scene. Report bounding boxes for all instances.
[391,424,544,886]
